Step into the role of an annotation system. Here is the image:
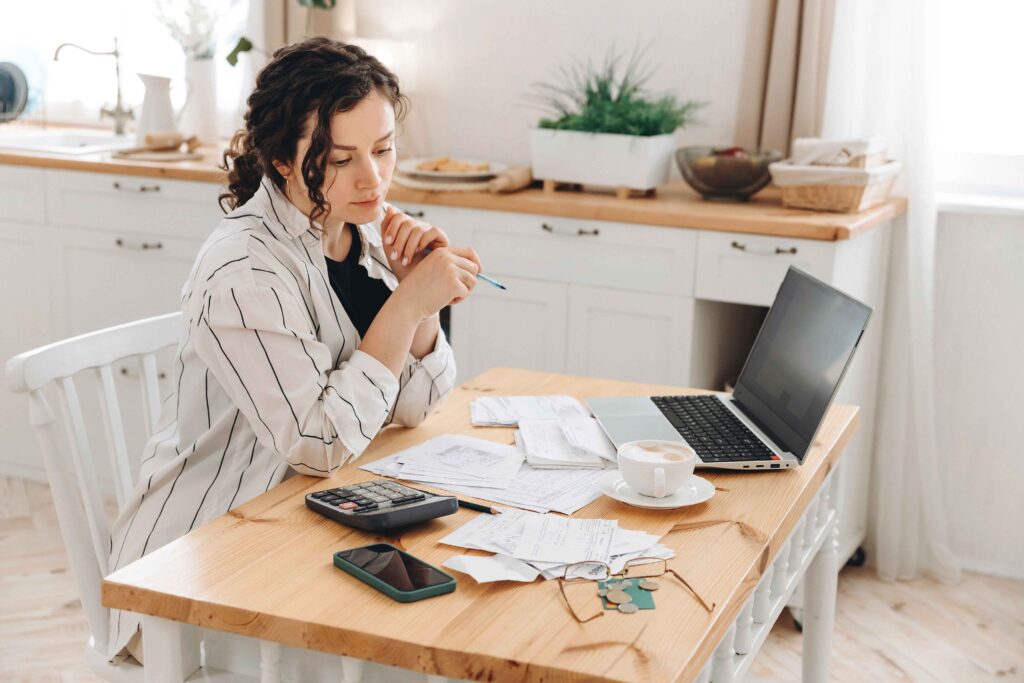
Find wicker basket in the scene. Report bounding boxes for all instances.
[769,160,901,213]
[778,175,897,212]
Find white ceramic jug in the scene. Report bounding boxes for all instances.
[135,73,177,145]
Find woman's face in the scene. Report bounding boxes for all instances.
[280,88,397,228]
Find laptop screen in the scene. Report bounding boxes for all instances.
[732,267,872,461]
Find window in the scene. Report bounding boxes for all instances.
[1,0,251,137]
[934,0,1024,198]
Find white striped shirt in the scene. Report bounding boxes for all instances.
[105,178,456,657]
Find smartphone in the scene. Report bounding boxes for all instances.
[333,543,457,603]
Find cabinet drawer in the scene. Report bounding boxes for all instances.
[46,170,223,240]
[461,209,697,296]
[695,230,836,306]
[0,166,47,224]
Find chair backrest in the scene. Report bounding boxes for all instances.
[5,312,182,654]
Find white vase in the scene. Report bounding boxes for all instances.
[529,128,677,191]
[179,58,218,145]
[135,73,177,145]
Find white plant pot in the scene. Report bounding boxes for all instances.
[529,128,676,191]
[179,58,218,145]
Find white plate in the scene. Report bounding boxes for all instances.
[398,157,507,180]
[600,471,715,509]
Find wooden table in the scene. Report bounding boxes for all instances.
[103,368,859,683]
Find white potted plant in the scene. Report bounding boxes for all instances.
[528,47,704,198]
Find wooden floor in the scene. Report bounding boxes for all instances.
[1,475,1021,682]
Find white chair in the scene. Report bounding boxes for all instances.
[4,313,295,682]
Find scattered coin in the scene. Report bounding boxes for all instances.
[617,602,639,614]
[639,580,661,591]
[606,589,632,604]
[597,588,608,597]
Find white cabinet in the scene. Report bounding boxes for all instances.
[695,229,836,306]
[567,284,694,386]
[2,167,208,483]
[452,207,700,387]
[45,170,221,241]
[49,226,202,338]
[0,219,52,479]
[451,275,568,385]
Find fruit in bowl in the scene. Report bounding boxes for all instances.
[676,146,782,201]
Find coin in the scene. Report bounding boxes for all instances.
[605,581,623,590]
[597,588,608,597]
[617,602,639,614]
[639,580,660,591]
[606,589,632,604]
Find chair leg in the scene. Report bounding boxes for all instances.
[140,615,200,683]
[259,640,282,683]
[340,656,364,683]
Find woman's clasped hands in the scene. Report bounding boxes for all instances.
[381,205,483,317]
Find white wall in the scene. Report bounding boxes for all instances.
[354,0,773,172]
[934,208,1024,579]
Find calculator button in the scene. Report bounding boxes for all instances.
[311,491,331,499]
[339,502,358,510]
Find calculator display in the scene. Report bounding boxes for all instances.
[337,544,451,591]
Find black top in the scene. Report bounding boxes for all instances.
[324,224,393,338]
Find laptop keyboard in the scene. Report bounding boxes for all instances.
[650,395,779,463]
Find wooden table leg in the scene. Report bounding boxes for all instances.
[140,615,200,683]
[802,518,839,683]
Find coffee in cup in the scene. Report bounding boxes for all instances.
[617,440,696,498]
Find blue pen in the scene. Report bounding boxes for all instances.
[418,247,507,291]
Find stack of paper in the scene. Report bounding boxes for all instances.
[470,395,589,426]
[360,435,610,514]
[515,416,617,469]
[439,508,674,583]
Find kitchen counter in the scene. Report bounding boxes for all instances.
[0,137,904,242]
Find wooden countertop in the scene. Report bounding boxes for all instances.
[103,367,861,683]
[0,132,904,241]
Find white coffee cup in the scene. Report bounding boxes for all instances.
[617,440,697,498]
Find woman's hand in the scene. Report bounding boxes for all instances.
[392,246,483,321]
[381,206,450,280]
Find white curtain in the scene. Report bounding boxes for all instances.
[821,0,960,582]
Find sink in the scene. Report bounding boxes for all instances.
[0,131,137,155]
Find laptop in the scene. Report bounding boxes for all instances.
[589,267,872,470]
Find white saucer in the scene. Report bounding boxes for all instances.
[600,471,715,509]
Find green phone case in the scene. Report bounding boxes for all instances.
[333,544,457,603]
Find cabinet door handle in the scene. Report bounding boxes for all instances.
[730,240,798,256]
[113,181,161,193]
[115,238,164,251]
[119,366,167,380]
[541,222,600,237]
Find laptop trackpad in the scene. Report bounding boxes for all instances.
[596,415,684,447]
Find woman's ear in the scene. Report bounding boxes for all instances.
[272,160,292,181]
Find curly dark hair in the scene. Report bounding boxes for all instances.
[219,37,408,227]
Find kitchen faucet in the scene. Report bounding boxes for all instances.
[53,37,134,135]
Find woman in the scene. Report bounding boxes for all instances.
[105,37,482,663]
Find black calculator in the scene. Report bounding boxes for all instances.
[305,479,458,531]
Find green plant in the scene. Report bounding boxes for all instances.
[227,0,336,66]
[529,45,705,136]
